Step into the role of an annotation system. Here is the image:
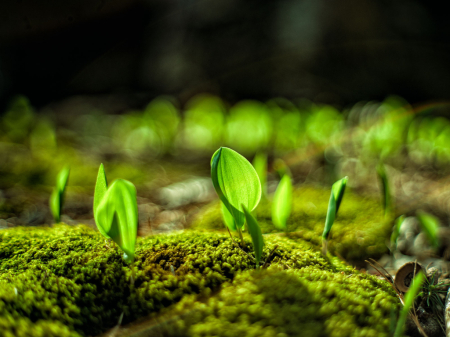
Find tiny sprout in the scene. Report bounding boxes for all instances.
[272,173,293,231]
[242,204,264,267]
[211,147,261,245]
[93,164,138,264]
[49,166,70,223]
[322,176,348,256]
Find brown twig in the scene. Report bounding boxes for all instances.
[262,245,278,269]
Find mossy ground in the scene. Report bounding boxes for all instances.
[1,218,398,337]
[192,185,392,262]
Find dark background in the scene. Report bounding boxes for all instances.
[1,0,450,110]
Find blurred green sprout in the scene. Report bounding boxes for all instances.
[252,152,268,198]
[93,164,138,264]
[377,162,392,216]
[390,215,405,252]
[322,176,348,256]
[416,210,439,250]
[272,173,293,231]
[49,166,70,223]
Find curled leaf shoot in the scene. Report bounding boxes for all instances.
[94,163,110,239]
[322,176,348,256]
[211,147,261,230]
[50,166,70,223]
[394,272,425,337]
[272,174,293,231]
[242,204,264,268]
[95,179,138,264]
[416,210,439,250]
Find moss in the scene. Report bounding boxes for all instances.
[0,226,237,336]
[159,267,398,337]
[192,185,392,262]
[0,224,398,336]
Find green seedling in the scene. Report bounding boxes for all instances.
[49,166,70,223]
[322,176,348,256]
[93,164,138,264]
[416,210,439,250]
[211,147,262,245]
[252,152,268,198]
[242,204,264,267]
[394,272,425,337]
[272,174,293,231]
[390,215,405,252]
[377,162,392,216]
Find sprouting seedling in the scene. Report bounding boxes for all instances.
[93,164,138,264]
[49,166,70,223]
[377,162,392,216]
[416,210,439,250]
[242,204,264,267]
[252,152,268,198]
[390,215,405,252]
[211,147,262,246]
[272,173,293,232]
[322,176,348,256]
[394,272,425,337]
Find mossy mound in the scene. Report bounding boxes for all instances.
[192,185,392,262]
[0,224,398,337]
[153,267,397,337]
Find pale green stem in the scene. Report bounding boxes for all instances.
[322,239,328,256]
[237,227,245,247]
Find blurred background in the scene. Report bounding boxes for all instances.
[2,0,450,270]
[1,0,450,108]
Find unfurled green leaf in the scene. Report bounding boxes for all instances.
[322,176,348,255]
[394,272,425,337]
[94,163,109,239]
[242,204,264,267]
[377,162,392,215]
[272,174,292,230]
[50,166,70,223]
[95,179,138,263]
[252,152,267,197]
[416,210,439,249]
[211,147,261,229]
[221,201,237,231]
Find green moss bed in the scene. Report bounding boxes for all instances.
[193,185,392,262]
[0,218,399,337]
